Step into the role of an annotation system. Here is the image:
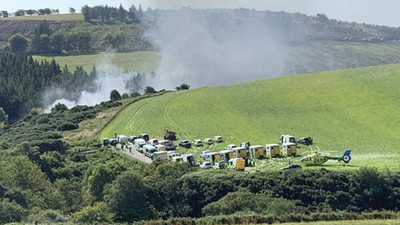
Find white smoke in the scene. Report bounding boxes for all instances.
[43,8,289,111]
[43,53,143,112]
[145,9,286,89]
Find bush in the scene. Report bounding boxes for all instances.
[29,107,43,116]
[110,90,122,101]
[58,123,79,131]
[130,91,141,98]
[0,200,27,223]
[71,202,114,224]
[37,116,50,124]
[144,86,157,94]
[176,83,190,90]
[51,103,68,113]
[27,209,68,224]
[121,93,129,99]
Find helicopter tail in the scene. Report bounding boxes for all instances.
[342,150,352,164]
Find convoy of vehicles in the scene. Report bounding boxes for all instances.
[105,132,351,170]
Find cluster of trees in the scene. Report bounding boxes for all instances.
[81,4,144,24]
[14,8,59,16]
[0,8,59,18]
[8,20,91,54]
[0,52,96,120]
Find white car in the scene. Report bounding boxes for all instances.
[214,135,224,143]
[194,139,204,147]
[199,161,212,169]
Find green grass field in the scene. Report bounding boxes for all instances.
[33,51,161,74]
[0,13,83,21]
[100,63,400,171]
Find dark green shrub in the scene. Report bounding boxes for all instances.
[58,123,79,131]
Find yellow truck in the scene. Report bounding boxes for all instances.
[232,147,248,159]
[265,144,280,158]
[220,150,235,162]
[282,142,297,156]
[249,145,265,159]
[227,158,245,171]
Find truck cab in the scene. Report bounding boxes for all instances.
[280,135,297,145]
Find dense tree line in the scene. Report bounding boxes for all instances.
[29,20,91,54]
[0,52,95,119]
[81,4,143,24]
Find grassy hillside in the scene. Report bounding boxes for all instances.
[33,51,161,73]
[100,63,400,170]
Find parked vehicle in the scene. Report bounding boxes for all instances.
[204,138,214,145]
[227,158,245,171]
[153,151,168,161]
[164,129,177,141]
[155,144,166,152]
[226,144,237,150]
[171,156,183,162]
[282,142,297,156]
[143,144,157,157]
[134,138,146,152]
[214,135,224,143]
[127,136,138,143]
[200,161,212,169]
[194,139,204,147]
[167,151,181,159]
[182,154,196,166]
[297,137,313,146]
[220,150,234,162]
[159,140,177,150]
[139,133,150,142]
[205,152,221,165]
[200,150,211,160]
[280,135,297,145]
[148,138,159,146]
[232,147,248,159]
[179,140,192,148]
[266,144,280,158]
[240,142,251,150]
[117,135,128,144]
[249,145,265,159]
[103,138,109,146]
[213,161,227,169]
[109,138,117,146]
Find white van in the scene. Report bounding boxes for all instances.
[134,138,146,152]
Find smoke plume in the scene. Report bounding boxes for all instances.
[43,54,145,112]
[145,9,286,89]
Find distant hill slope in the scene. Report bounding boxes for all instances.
[0,20,77,46]
[0,13,150,51]
[101,63,400,170]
